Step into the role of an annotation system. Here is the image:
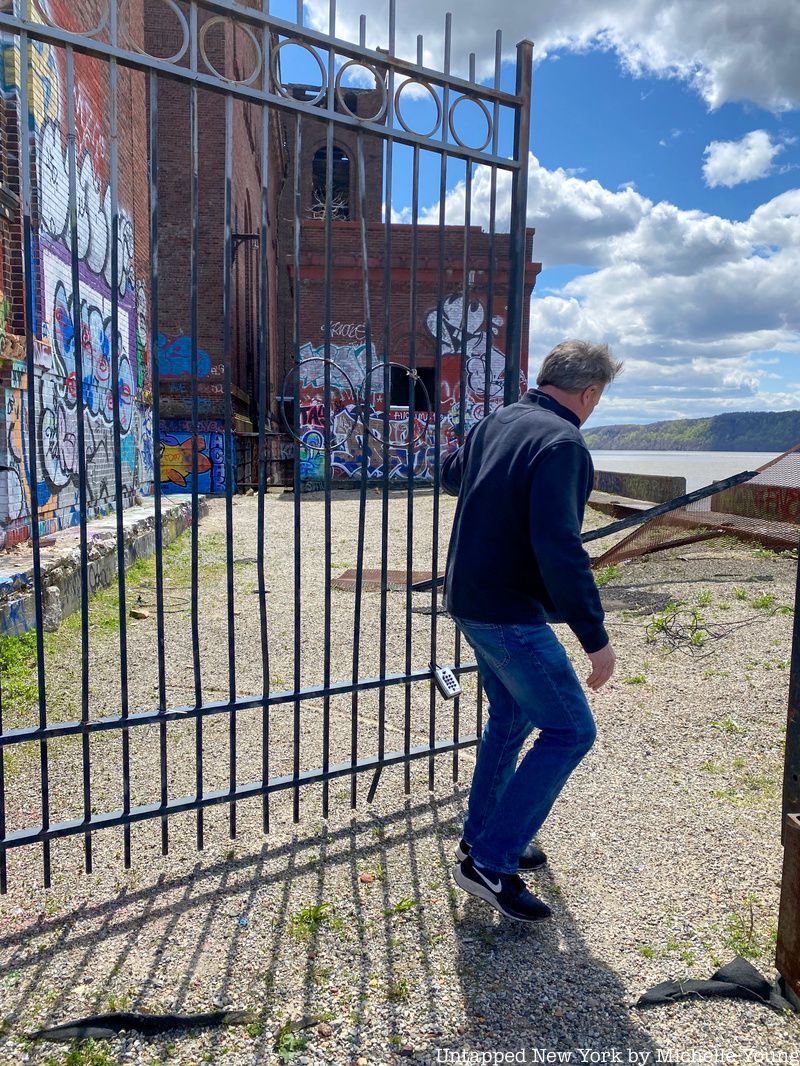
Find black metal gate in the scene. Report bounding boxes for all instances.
[0,0,532,889]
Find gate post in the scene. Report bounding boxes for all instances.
[503,39,534,408]
[776,538,800,1004]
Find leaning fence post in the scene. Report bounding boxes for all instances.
[775,537,800,1006]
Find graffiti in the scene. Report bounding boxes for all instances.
[0,290,23,362]
[160,435,213,488]
[324,321,366,342]
[135,280,150,390]
[296,293,510,482]
[157,334,213,379]
[0,15,153,547]
[159,419,231,495]
[38,119,135,297]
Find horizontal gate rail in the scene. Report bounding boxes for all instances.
[0,664,480,748]
[2,733,480,850]
[0,1,524,170]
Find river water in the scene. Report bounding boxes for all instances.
[589,450,782,493]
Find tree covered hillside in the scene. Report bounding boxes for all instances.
[584,410,800,452]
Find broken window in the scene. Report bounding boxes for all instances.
[310,145,350,219]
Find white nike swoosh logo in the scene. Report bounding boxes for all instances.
[473,867,502,893]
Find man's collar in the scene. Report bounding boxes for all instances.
[521,388,582,428]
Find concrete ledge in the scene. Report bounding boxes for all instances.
[0,495,207,636]
[589,490,657,519]
[593,469,686,504]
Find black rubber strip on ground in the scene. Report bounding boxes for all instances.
[636,956,796,1013]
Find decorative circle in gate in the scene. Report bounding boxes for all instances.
[280,357,359,452]
[393,79,442,139]
[199,15,263,87]
[28,0,108,38]
[119,0,189,66]
[334,60,388,122]
[270,39,328,106]
[357,361,434,451]
[448,94,493,152]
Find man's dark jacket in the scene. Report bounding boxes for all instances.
[442,388,608,655]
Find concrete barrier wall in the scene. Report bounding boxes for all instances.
[0,494,207,636]
[711,481,800,522]
[593,469,686,504]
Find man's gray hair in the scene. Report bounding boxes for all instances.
[536,340,622,392]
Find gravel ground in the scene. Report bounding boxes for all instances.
[1,491,800,1065]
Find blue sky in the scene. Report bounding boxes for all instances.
[280,0,800,426]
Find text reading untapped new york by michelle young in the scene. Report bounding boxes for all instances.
[435,1051,800,1065]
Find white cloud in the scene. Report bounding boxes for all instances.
[420,154,800,418]
[306,0,800,112]
[703,130,785,188]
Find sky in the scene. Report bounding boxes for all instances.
[275,0,800,426]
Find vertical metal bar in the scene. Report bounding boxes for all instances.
[429,13,451,791]
[19,21,51,888]
[320,0,336,818]
[148,69,169,854]
[257,30,271,833]
[782,539,800,839]
[366,0,395,806]
[503,39,533,408]
[189,42,204,849]
[223,93,237,837]
[291,114,303,823]
[476,30,503,755]
[0,680,5,892]
[65,46,93,872]
[403,142,420,795]
[108,17,133,870]
[452,60,471,782]
[349,130,373,806]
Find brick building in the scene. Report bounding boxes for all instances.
[274,87,541,486]
[0,0,153,547]
[145,3,283,495]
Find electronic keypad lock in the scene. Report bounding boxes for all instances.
[430,662,462,700]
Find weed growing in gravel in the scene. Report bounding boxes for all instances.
[386,977,410,1001]
[45,1040,115,1066]
[697,590,713,606]
[733,588,748,600]
[595,564,622,588]
[289,901,331,940]
[721,897,763,960]
[246,1019,264,1038]
[384,897,417,916]
[751,593,777,610]
[636,945,655,958]
[665,934,695,967]
[699,759,724,773]
[623,674,647,685]
[717,601,732,610]
[274,1020,307,1063]
[711,717,744,734]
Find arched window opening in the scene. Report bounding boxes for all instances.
[311,145,350,219]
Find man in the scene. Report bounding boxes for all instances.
[442,339,622,923]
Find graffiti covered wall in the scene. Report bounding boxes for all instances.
[296,293,523,483]
[0,1,152,548]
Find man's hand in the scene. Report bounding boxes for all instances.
[586,643,616,692]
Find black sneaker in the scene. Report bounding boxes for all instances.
[452,856,552,923]
[454,836,547,872]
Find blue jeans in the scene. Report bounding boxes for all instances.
[454,618,597,874]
